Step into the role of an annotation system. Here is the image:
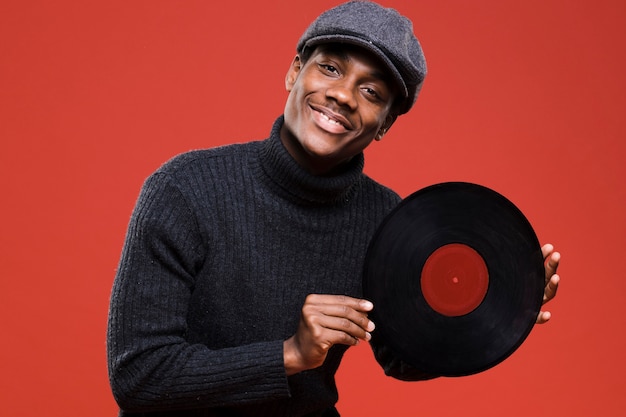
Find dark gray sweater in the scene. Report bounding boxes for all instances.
[107,117,417,416]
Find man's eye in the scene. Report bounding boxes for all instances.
[364,87,380,98]
[320,64,338,74]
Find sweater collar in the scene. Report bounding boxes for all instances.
[258,116,364,206]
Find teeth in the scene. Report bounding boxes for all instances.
[320,112,342,126]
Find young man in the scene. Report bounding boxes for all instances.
[107,2,560,416]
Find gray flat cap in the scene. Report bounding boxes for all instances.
[296,1,427,114]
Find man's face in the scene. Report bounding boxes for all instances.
[281,44,399,175]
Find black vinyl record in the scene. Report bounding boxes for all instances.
[363,182,544,377]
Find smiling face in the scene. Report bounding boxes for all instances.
[281,44,400,175]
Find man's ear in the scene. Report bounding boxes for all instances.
[384,113,397,131]
[285,55,302,92]
[375,113,398,141]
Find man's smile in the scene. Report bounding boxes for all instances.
[309,104,353,134]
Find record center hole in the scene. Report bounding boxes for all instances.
[452,277,459,284]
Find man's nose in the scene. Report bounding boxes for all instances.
[326,82,357,110]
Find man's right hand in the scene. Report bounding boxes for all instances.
[283,294,375,376]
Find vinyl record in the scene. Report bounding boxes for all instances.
[363,182,544,377]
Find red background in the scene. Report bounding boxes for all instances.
[1,1,624,415]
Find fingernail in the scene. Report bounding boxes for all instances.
[361,300,373,310]
[367,320,375,332]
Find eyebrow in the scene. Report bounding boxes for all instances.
[319,45,392,84]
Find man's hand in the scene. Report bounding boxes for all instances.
[537,243,561,324]
[283,294,375,376]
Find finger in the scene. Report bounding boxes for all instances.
[325,313,374,340]
[543,274,560,304]
[545,251,560,276]
[305,304,375,338]
[299,312,370,353]
[541,243,554,259]
[307,293,374,312]
[303,294,375,331]
[536,310,552,324]
[541,245,560,281]
[323,323,371,344]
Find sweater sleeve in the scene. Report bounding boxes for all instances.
[107,172,290,413]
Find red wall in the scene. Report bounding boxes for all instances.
[1,1,624,415]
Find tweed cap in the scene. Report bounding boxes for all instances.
[296,1,427,114]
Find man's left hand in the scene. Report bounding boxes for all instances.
[537,243,560,324]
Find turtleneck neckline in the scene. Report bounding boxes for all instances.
[258,116,365,206]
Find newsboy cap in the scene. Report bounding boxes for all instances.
[296,1,427,114]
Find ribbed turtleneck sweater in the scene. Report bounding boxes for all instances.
[107,117,403,416]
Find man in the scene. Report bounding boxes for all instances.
[107,2,560,416]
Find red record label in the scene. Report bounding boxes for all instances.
[421,243,489,317]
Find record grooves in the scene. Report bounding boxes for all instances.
[363,182,544,377]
